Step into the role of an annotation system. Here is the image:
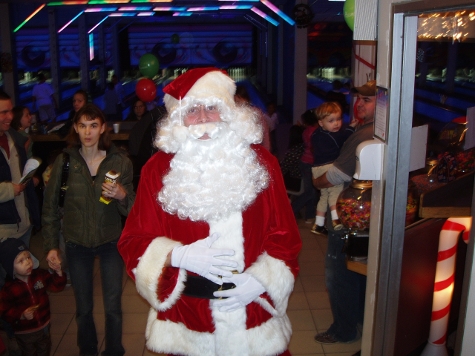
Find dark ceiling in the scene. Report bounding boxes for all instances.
[6,0,346,32]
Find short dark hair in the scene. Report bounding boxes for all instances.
[67,103,111,150]
[11,106,28,130]
[300,109,317,126]
[234,85,251,103]
[73,89,89,103]
[0,90,11,101]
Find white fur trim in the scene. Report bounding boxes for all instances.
[208,212,245,272]
[164,71,236,114]
[145,308,291,356]
[134,237,186,311]
[246,253,295,317]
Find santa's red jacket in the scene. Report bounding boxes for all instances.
[118,145,302,356]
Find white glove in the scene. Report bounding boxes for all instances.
[171,233,237,285]
[213,272,266,312]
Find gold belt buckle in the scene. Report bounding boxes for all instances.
[217,270,239,299]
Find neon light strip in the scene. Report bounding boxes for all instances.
[119,6,152,11]
[137,12,155,16]
[58,10,85,33]
[153,7,187,11]
[131,0,172,2]
[109,12,136,16]
[48,1,88,5]
[187,7,220,11]
[219,0,259,2]
[89,33,94,60]
[85,7,117,12]
[251,7,278,26]
[88,15,109,33]
[88,0,130,4]
[14,4,46,32]
[220,5,252,10]
[173,12,192,16]
[260,0,295,25]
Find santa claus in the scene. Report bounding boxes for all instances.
[118,67,301,356]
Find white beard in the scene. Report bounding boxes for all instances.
[158,122,269,222]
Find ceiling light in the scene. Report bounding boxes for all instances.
[153,7,187,11]
[58,10,85,33]
[85,7,118,12]
[187,7,220,11]
[48,1,88,5]
[14,4,46,32]
[109,12,136,16]
[131,0,172,2]
[119,6,152,11]
[251,7,278,26]
[88,15,109,32]
[88,0,130,4]
[220,5,252,10]
[260,0,295,25]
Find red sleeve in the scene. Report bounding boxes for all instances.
[243,145,302,277]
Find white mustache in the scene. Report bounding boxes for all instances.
[187,122,224,139]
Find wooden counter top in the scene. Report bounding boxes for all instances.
[347,259,367,276]
[419,171,473,218]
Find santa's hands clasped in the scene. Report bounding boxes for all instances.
[171,233,237,285]
[213,272,266,312]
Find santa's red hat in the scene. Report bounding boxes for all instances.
[163,67,236,114]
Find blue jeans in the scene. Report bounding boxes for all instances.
[66,241,125,356]
[291,162,316,220]
[325,231,366,342]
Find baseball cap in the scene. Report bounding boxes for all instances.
[351,80,376,96]
[0,238,39,279]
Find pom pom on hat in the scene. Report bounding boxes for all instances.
[163,67,236,114]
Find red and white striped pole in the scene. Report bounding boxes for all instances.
[421,217,472,356]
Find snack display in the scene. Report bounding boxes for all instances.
[336,180,372,231]
[99,170,120,204]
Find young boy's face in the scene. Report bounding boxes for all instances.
[318,112,342,133]
[14,251,34,278]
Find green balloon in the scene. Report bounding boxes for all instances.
[343,0,355,31]
[139,53,159,79]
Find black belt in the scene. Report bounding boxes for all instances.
[182,275,236,299]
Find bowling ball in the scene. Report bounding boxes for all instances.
[139,53,159,79]
[136,78,156,102]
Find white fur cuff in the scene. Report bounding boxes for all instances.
[134,237,186,311]
[246,253,295,316]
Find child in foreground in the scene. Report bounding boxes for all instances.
[311,101,358,235]
[0,238,66,356]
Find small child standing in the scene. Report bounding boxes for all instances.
[311,102,357,235]
[0,238,66,356]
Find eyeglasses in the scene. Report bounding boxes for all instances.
[185,104,220,119]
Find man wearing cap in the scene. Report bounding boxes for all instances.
[313,80,376,344]
[0,90,41,288]
[118,67,301,356]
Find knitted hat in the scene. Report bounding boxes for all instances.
[0,238,39,279]
[162,67,236,114]
[351,80,376,96]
